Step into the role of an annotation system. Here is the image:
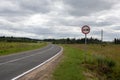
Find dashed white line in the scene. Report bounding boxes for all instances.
[0,46,54,66]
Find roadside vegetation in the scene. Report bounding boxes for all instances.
[53,44,85,80]
[0,42,47,56]
[52,44,120,80]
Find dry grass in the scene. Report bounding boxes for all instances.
[69,44,120,63]
[67,44,120,80]
[0,42,47,56]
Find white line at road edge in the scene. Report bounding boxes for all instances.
[11,46,63,80]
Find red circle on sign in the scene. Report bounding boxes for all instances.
[82,25,90,34]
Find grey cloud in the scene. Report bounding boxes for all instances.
[63,0,113,16]
[0,1,30,16]
[19,26,80,38]
[17,0,51,13]
[104,31,120,41]
[112,26,120,30]
[21,27,75,39]
[0,23,55,37]
[0,0,51,17]
[24,27,54,35]
[82,21,113,27]
[0,24,22,32]
[48,17,112,28]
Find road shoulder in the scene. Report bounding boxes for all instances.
[18,47,63,80]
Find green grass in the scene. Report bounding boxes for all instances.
[53,45,85,80]
[0,42,47,56]
[52,44,120,80]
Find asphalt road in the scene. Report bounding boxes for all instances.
[0,44,61,80]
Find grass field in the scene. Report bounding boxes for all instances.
[53,44,120,80]
[0,42,47,56]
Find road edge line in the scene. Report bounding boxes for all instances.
[11,46,63,80]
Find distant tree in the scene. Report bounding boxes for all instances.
[114,38,117,44]
[66,38,70,44]
[114,38,120,44]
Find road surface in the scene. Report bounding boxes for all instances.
[0,44,61,80]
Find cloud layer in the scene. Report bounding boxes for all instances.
[0,0,120,41]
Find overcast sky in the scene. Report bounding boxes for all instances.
[0,0,120,41]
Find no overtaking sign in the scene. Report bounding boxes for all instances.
[82,25,90,34]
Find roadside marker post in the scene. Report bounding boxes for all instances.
[81,25,90,62]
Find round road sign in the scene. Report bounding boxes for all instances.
[82,25,90,34]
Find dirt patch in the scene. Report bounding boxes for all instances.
[82,63,113,80]
[19,53,63,80]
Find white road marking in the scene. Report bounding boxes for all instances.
[0,46,54,66]
[11,46,63,80]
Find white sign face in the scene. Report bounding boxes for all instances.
[82,25,90,34]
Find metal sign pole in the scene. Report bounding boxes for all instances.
[81,25,90,63]
[84,34,87,62]
[85,34,87,45]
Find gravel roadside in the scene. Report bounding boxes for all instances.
[19,50,63,80]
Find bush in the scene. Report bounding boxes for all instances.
[92,54,116,68]
[83,54,116,80]
[105,58,116,68]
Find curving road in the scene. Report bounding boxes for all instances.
[0,44,61,80]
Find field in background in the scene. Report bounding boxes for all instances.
[72,44,120,64]
[0,42,47,56]
[53,44,120,80]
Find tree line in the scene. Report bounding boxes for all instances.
[114,38,120,44]
[0,36,40,43]
[43,38,120,44]
[43,37,101,44]
[0,36,119,44]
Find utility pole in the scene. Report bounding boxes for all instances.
[101,29,103,47]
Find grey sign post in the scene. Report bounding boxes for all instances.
[81,25,90,62]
